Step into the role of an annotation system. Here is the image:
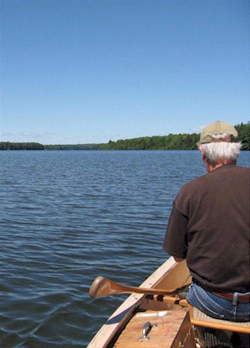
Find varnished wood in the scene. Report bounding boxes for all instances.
[88,256,249,347]
[151,294,188,307]
[89,276,179,298]
[170,312,196,348]
[113,309,188,348]
[88,257,180,347]
[188,304,250,334]
[154,259,191,291]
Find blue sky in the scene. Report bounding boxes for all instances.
[1,0,249,144]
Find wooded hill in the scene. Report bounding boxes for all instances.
[1,122,249,150]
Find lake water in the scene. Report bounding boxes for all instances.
[1,150,249,347]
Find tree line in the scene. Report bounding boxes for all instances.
[105,123,249,150]
[0,142,44,150]
[1,122,249,151]
[235,123,250,150]
[103,133,201,150]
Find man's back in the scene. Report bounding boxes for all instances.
[163,164,249,292]
[164,121,250,323]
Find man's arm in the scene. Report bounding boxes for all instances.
[163,201,188,260]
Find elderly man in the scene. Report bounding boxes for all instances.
[163,121,249,322]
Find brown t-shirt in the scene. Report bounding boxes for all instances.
[163,165,250,293]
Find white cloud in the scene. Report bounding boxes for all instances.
[0,131,57,142]
[189,125,205,133]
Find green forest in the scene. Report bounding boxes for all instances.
[1,122,249,151]
[0,142,45,150]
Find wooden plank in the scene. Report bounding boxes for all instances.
[113,309,188,348]
[170,312,196,348]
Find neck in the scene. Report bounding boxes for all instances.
[205,160,236,172]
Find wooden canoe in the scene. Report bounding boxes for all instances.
[87,257,250,347]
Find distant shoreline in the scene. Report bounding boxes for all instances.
[1,123,249,151]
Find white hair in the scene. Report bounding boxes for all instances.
[201,141,241,164]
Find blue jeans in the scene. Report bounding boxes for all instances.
[187,282,250,322]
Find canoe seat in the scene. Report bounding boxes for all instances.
[188,304,250,334]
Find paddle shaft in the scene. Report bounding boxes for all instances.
[89,276,187,305]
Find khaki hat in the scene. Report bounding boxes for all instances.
[200,121,238,144]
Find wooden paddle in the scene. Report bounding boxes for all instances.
[89,276,187,306]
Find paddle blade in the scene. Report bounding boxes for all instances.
[89,276,124,298]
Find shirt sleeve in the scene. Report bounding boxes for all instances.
[163,201,188,259]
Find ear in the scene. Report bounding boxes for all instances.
[199,144,206,161]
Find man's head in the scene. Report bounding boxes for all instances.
[198,121,241,170]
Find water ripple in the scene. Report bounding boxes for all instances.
[0,150,248,347]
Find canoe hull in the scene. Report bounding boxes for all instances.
[88,257,250,347]
[87,257,191,347]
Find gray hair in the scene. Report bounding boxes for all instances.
[201,137,241,164]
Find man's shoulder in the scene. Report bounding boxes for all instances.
[177,165,249,199]
[231,165,250,174]
[209,164,250,180]
[178,172,208,194]
[175,174,207,203]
